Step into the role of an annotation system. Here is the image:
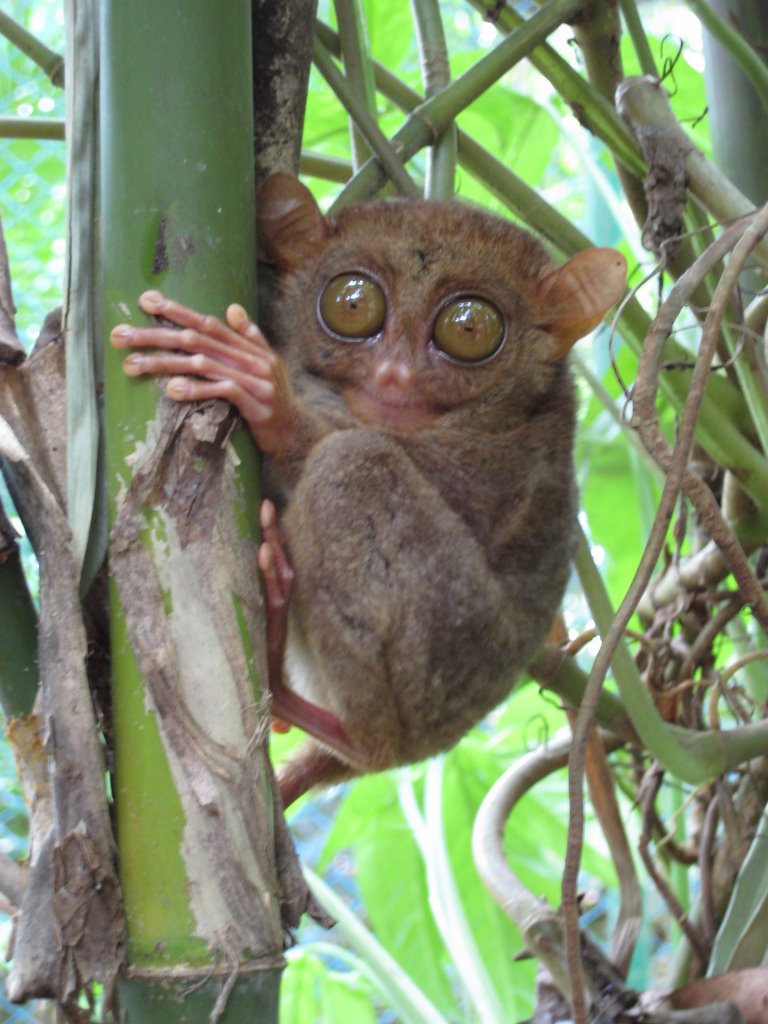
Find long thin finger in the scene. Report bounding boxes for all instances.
[139,290,272,357]
[163,376,275,424]
[121,350,275,399]
[111,322,273,379]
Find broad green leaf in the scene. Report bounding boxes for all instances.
[281,951,378,1024]
[322,772,459,1017]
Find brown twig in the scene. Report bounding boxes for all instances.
[679,594,747,680]
[563,212,768,1003]
[638,764,710,967]
[573,715,642,978]
[698,791,719,945]
[632,203,768,631]
[565,218,753,886]
[0,214,24,366]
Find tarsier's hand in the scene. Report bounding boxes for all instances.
[110,291,295,456]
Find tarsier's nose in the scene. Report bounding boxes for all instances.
[373,357,415,391]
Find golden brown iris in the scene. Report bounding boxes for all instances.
[319,273,386,338]
[433,297,504,362]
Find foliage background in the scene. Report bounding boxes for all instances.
[2,0,759,1021]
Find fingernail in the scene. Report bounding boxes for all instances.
[123,354,144,372]
[111,325,131,341]
[140,290,164,311]
[166,378,189,399]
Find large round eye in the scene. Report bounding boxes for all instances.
[319,273,386,339]
[433,297,504,363]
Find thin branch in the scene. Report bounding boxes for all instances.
[632,205,768,628]
[638,765,710,966]
[0,11,64,87]
[410,0,457,199]
[333,0,378,171]
[312,36,420,197]
[330,0,589,208]
[685,0,768,112]
[472,730,578,1003]
[618,0,659,77]
[0,117,65,141]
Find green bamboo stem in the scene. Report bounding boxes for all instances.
[618,0,658,77]
[330,0,591,209]
[686,0,768,111]
[0,117,65,140]
[333,0,378,171]
[312,37,420,197]
[571,0,649,232]
[467,0,645,178]
[0,11,64,87]
[299,149,352,182]
[101,6,280,1014]
[410,0,457,199]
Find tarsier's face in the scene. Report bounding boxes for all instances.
[314,266,512,430]
[258,175,626,435]
[273,199,560,431]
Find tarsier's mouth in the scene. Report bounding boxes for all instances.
[342,385,440,432]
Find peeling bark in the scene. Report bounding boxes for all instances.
[634,123,691,259]
[0,413,124,1002]
[110,394,316,955]
[0,215,24,367]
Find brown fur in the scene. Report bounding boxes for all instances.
[255,176,625,799]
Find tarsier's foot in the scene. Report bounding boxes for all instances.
[110,291,294,454]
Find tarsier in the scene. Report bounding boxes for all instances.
[111,173,626,807]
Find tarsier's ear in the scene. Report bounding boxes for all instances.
[257,173,330,270]
[533,248,627,360]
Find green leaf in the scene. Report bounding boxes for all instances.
[709,804,768,974]
[322,772,459,1017]
[281,950,378,1024]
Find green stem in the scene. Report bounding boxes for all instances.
[0,10,64,87]
[333,0,378,171]
[312,37,420,197]
[575,524,768,783]
[299,149,352,182]
[686,0,768,111]
[331,0,592,208]
[618,0,658,77]
[0,117,65,140]
[102,3,279,999]
[468,0,644,177]
[410,0,456,199]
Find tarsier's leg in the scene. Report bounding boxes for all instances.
[277,743,355,809]
[259,499,356,805]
